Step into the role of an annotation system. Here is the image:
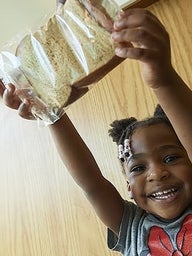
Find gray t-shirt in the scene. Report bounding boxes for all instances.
[107,200,192,255]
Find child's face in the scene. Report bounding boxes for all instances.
[126,123,192,220]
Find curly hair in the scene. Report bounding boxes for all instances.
[108,105,173,167]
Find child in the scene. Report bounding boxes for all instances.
[1,8,192,255]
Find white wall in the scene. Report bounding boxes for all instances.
[0,0,55,48]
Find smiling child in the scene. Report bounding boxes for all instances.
[1,8,192,256]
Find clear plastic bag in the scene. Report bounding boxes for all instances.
[0,0,123,124]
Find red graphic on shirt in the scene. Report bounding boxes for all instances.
[147,215,192,256]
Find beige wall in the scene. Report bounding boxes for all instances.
[0,0,54,47]
[0,0,192,255]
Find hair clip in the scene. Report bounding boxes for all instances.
[118,144,124,162]
[124,138,131,157]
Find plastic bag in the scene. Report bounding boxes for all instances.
[0,0,123,124]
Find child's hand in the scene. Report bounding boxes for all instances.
[112,9,174,88]
[0,81,35,120]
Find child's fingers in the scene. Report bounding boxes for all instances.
[1,82,35,120]
[115,46,158,62]
[114,9,165,32]
[113,9,168,47]
[112,27,167,51]
[112,9,171,65]
[113,10,169,39]
[0,80,6,97]
[3,84,22,110]
[18,100,36,120]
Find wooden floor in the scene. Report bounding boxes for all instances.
[0,0,192,255]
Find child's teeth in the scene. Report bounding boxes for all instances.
[152,188,176,198]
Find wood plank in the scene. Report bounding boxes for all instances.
[0,0,192,255]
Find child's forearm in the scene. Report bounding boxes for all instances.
[1,83,124,234]
[49,113,124,235]
[49,113,104,192]
[152,68,192,160]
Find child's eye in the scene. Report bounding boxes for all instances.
[130,165,146,173]
[164,155,179,164]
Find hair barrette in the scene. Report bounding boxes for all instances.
[124,138,132,157]
[118,144,124,162]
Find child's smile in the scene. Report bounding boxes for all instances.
[148,185,180,201]
[126,123,192,220]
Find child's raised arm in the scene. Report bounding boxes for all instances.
[0,82,124,236]
[112,8,192,161]
[49,113,124,235]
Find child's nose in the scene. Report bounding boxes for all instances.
[147,165,170,182]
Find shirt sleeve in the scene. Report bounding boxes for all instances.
[107,200,137,253]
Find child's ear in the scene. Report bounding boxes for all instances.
[127,180,133,199]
